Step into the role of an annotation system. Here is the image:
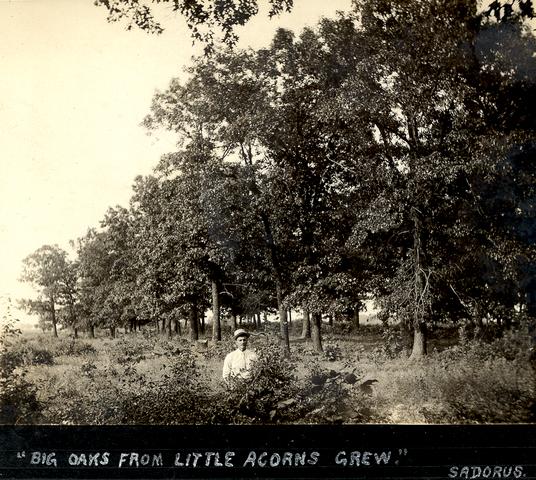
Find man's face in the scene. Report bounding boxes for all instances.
[235,335,248,351]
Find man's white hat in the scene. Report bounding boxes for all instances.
[233,328,250,340]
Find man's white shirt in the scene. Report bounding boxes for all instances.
[222,349,258,379]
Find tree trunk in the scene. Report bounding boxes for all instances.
[409,322,427,359]
[211,280,221,341]
[409,211,428,359]
[311,312,323,353]
[288,309,292,325]
[89,325,95,338]
[301,310,311,339]
[109,326,115,338]
[256,313,261,329]
[231,313,237,331]
[259,211,290,355]
[189,302,199,341]
[200,310,205,335]
[277,282,290,356]
[353,307,360,330]
[166,316,172,339]
[263,312,267,324]
[328,313,333,327]
[50,296,58,338]
[174,317,181,335]
[68,299,77,339]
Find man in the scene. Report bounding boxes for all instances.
[222,329,258,381]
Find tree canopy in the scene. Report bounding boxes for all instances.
[94,0,294,51]
[21,0,536,358]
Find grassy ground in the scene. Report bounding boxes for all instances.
[1,320,535,425]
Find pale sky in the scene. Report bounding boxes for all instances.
[0,0,351,325]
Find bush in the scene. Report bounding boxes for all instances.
[299,362,351,423]
[201,337,235,361]
[0,371,41,424]
[103,336,153,364]
[431,329,534,422]
[120,350,212,424]
[209,340,301,424]
[370,328,535,424]
[54,339,97,357]
[0,342,54,370]
[0,311,41,423]
[44,376,124,425]
[323,343,342,362]
[10,318,534,425]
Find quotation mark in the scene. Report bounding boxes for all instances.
[16,451,26,459]
[394,449,408,464]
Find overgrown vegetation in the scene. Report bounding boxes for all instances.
[8,0,536,425]
[1,321,533,425]
[0,306,41,424]
[18,0,536,362]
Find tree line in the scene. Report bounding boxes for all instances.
[21,0,536,358]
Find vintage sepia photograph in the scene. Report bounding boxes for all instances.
[1,0,535,427]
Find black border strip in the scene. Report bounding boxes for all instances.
[1,425,535,479]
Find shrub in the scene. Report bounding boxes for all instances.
[370,330,535,424]
[103,336,155,364]
[44,376,124,425]
[54,339,97,357]
[0,342,54,370]
[38,336,214,424]
[294,362,382,424]
[299,362,350,423]
[430,330,535,423]
[120,350,212,424]
[0,371,41,424]
[202,337,235,361]
[323,343,342,362]
[0,310,41,423]
[209,340,301,424]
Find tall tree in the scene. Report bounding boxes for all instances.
[56,257,80,337]
[75,206,139,338]
[131,147,263,342]
[144,49,296,351]
[329,0,536,356]
[94,0,293,51]
[20,245,72,337]
[143,22,369,353]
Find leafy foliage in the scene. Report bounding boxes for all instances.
[19,245,77,337]
[121,350,212,424]
[0,303,41,424]
[94,0,293,51]
[22,0,536,361]
[210,340,300,423]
